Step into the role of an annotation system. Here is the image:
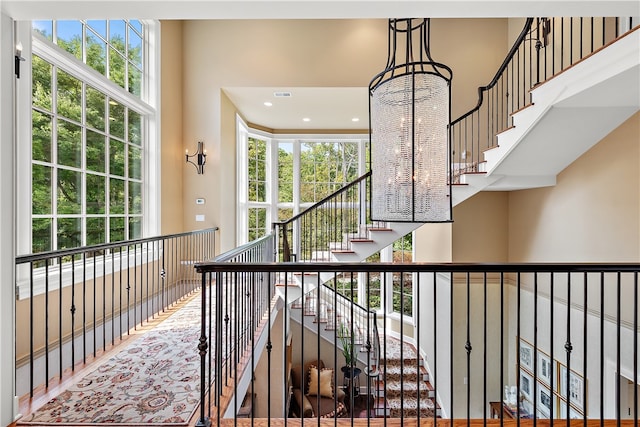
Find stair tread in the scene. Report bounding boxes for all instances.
[510,101,535,114]
[495,124,516,136]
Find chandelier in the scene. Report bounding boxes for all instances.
[369,18,452,222]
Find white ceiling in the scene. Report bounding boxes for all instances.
[3,1,638,20]
[223,87,369,132]
[4,0,637,131]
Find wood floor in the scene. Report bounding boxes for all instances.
[213,419,638,427]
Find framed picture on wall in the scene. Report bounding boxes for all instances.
[537,351,552,385]
[537,384,553,417]
[559,398,583,419]
[519,338,534,372]
[559,364,585,412]
[519,369,534,401]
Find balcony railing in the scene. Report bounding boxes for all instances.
[14,227,218,399]
[195,260,639,425]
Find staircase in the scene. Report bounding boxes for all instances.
[288,286,442,418]
[274,21,640,419]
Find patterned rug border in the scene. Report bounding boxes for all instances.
[18,292,205,427]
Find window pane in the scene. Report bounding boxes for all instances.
[109,178,125,214]
[109,216,125,242]
[32,55,52,111]
[57,119,82,168]
[86,130,105,173]
[32,110,52,162]
[86,29,107,75]
[129,217,142,239]
[58,217,81,249]
[129,20,143,34]
[32,218,52,253]
[300,183,314,203]
[128,181,142,214]
[248,207,267,241]
[32,20,53,40]
[86,174,106,214]
[108,100,125,138]
[128,110,142,145]
[278,208,293,221]
[109,47,126,88]
[109,139,125,176]
[57,169,82,214]
[128,65,141,96]
[278,143,293,203]
[128,145,141,179]
[128,27,142,68]
[87,217,106,246]
[87,20,107,39]
[248,137,267,203]
[56,20,82,60]
[86,86,105,131]
[57,69,82,122]
[109,20,126,54]
[32,164,52,215]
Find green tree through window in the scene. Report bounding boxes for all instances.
[31,19,146,253]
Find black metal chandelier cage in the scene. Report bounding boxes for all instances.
[369,18,453,223]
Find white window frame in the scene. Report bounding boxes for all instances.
[15,19,160,300]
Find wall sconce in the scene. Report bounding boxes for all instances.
[15,42,25,79]
[186,141,206,174]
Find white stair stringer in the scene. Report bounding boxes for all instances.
[483,26,639,189]
[275,272,320,305]
[331,222,425,263]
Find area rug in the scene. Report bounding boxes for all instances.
[20,293,206,426]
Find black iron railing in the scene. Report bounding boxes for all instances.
[194,233,275,426]
[195,261,640,425]
[14,227,218,399]
[273,171,386,263]
[450,17,626,181]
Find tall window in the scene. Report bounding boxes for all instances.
[247,136,269,241]
[29,20,151,253]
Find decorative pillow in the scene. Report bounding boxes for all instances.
[307,366,334,398]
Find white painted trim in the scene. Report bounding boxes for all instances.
[144,19,161,237]
[0,14,18,426]
[236,116,249,244]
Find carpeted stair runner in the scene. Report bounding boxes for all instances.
[376,336,437,418]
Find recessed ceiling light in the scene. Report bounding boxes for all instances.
[352,117,360,122]
[264,101,273,107]
[303,118,311,122]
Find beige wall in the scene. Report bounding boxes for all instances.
[160,20,185,234]
[179,18,510,252]
[508,112,640,263]
[452,192,509,262]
